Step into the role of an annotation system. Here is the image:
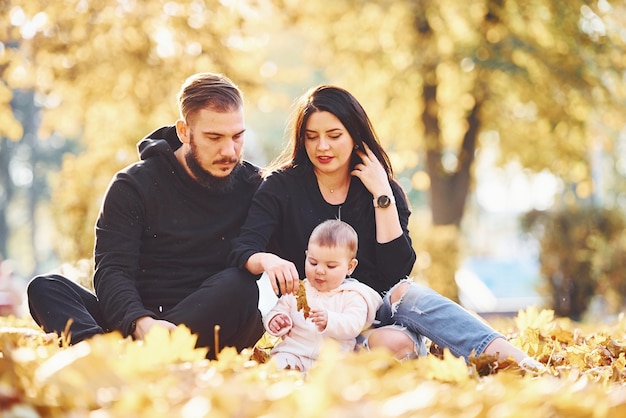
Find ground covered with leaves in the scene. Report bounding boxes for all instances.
[1,307,626,417]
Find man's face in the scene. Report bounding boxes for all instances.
[178,107,245,189]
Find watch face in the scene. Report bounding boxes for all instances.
[377,195,391,208]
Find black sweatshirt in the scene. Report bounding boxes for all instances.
[93,125,261,336]
[229,164,416,295]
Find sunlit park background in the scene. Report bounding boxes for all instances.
[2,0,626,325]
[5,1,626,417]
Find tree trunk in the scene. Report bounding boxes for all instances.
[21,90,41,277]
[424,81,480,227]
[420,71,482,302]
[0,136,12,260]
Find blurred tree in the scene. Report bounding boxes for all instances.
[275,0,626,301]
[521,206,626,320]
[0,137,13,259]
[1,0,276,265]
[0,89,79,276]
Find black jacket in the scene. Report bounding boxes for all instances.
[93,125,261,336]
[229,164,415,294]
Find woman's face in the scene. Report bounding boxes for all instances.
[304,111,355,175]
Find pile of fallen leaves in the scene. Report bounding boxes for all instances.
[2,306,626,417]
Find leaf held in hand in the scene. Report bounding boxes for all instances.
[296,283,310,318]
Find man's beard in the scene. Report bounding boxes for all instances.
[185,137,242,192]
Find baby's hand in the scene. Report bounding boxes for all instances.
[268,313,290,333]
[309,308,327,332]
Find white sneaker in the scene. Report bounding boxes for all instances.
[518,357,546,373]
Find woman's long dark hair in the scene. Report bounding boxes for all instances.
[265,85,394,178]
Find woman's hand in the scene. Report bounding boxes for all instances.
[248,252,300,296]
[309,308,328,332]
[350,142,403,243]
[351,142,393,198]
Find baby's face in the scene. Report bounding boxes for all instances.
[304,243,357,292]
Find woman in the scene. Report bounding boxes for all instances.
[230,85,542,369]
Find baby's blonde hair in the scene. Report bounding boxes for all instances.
[308,220,358,258]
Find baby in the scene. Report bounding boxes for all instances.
[263,219,382,371]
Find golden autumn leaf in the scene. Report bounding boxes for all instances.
[116,325,207,374]
[469,352,504,376]
[515,327,542,356]
[4,308,626,416]
[32,338,125,409]
[515,306,555,335]
[419,348,471,383]
[296,283,311,319]
[606,339,626,358]
[549,327,575,345]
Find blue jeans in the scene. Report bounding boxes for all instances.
[373,279,502,360]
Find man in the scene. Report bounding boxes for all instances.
[27,73,264,358]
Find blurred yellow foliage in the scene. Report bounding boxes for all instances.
[3,306,626,416]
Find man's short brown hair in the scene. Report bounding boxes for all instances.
[177,72,243,124]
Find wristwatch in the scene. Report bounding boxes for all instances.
[374,194,395,208]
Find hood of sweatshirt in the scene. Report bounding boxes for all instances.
[338,278,383,324]
[137,125,181,161]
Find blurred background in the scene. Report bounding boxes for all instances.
[1,0,626,322]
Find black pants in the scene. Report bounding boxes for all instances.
[27,268,264,359]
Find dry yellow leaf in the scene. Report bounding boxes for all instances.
[296,283,311,318]
[3,307,626,416]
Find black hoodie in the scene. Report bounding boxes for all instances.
[93,125,261,336]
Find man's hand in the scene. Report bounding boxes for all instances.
[133,316,177,340]
[268,313,291,334]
